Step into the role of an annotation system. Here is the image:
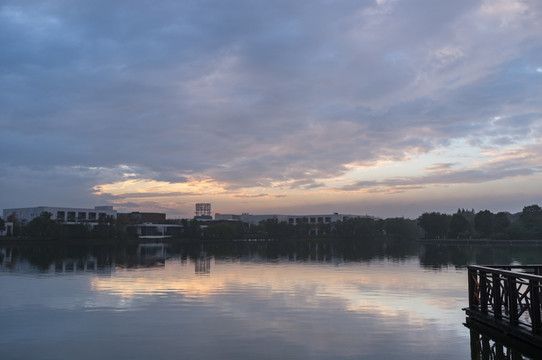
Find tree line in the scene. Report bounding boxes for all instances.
[201,205,542,241]
[2,204,541,241]
[2,211,421,242]
[249,216,421,242]
[417,205,542,240]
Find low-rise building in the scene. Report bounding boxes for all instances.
[117,212,166,224]
[238,212,369,226]
[126,223,183,238]
[214,213,241,221]
[2,206,117,224]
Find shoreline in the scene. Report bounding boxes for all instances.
[417,238,542,245]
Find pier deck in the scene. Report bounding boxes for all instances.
[466,265,542,348]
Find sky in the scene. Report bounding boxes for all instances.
[1,0,542,219]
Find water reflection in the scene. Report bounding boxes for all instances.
[467,320,539,360]
[3,241,542,274]
[2,240,542,359]
[419,243,542,269]
[195,257,211,274]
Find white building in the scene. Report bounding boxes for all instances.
[238,213,371,226]
[2,206,117,224]
[214,213,241,221]
[127,223,184,238]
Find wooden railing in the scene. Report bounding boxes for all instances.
[467,265,542,335]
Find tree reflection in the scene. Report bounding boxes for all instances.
[3,240,542,274]
[419,243,542,269]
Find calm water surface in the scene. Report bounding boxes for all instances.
[1,241,541,359]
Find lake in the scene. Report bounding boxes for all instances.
[1,240,541,359]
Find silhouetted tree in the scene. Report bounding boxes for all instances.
[448,213,471,238]
[22,212,61,239]
[181,219,201,238]
[62,223,91,239]
[317,222,333,236]
[517,204,542,239]
[335,218,378,240]
[91,215,117,238]
[417,212,451,239]
[382,217,420,241]
[493,212,511,238]
[520,205,542,229]
[256,219,294,237]
[474,210,494,238]
[204,222,243,239]
[457,208,476,227]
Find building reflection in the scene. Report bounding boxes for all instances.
[55,258,99,273]
[1,247,12,267]
[1,243,214,275]
[136,243,167,258]
[195,258,211,274]
[4,241,542,277]
[467,320,540,360]
[0,243,169,274]
[195,249,211,274]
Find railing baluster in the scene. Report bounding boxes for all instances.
[468,267,478,309]
[480,271,488,313]
[508,276,519,325]
[493,272,502,319]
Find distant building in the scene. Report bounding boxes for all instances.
[214,213,241,221]
[195,203,212,220]
[126,223,183,238]
[117,212,166,224]
[239,212,369,226]
[239,214,288,225]
[2,206,117,224]
[118,211,178,239]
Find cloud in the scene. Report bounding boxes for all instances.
[233,194,287,199]
[424,163,458,172]
[1,0,542,217]
[113,202,140,208]
[339,144,542,193]
[105,192,203,199]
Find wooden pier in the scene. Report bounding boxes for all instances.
[466,265,542,348]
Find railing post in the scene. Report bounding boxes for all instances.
[480,271,488,313]
[530,279,541,334]
[468,267,478,310]
[493,272,502,319]
[508,276,519,326]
